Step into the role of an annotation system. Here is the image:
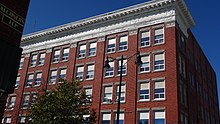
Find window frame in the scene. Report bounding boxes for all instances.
[118,35,128,52]
[153,52,165,72]
[154,27,164,45]
[153,79,165,100]
[78,44,86,58]
[107,37,116,53]
[138,81,150,101]
[140,30,150,48]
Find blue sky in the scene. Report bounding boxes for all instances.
[23,0,220,105]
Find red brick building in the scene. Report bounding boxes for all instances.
[2,0,219,124]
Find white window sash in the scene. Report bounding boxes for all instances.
[155,80,165,89]
[155,28,164,35]
[51,70,57,76]
[117,85,126,92]
[28,74,34,79]
[80,44,86,50]
[54,50,60,56]
[87,65,94,71]
[85,88,92,95]
[36,73,42,78]
[140,112,149,119]
[155,111,165,119]
[140,82,149,89]
[141,31,150,38]
[77,66,84,72]
[108,38,116,45]
[60,69,67,75]
[40,53,46,58]
[119,35,128,42]
[90,42,97,48]
[155,53,164,60]
[103,113,111,120]
[32,55,37,60]
[20,58,24,62]
[63,48,69,54]
[16,76,20,82]
[142,55,150,62]
[115,113,124,120]
[105,86,112,93]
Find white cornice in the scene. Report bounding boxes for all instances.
[21,0,195,54]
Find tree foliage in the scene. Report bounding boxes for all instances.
[26,80,96,124]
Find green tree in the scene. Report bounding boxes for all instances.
[26,80,96,124]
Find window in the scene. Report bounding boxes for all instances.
[154,80,165,100]
[83,115,90,124]
[5,117,11,124]
[34,72,42,86]
[138,111,149,124]
[154,52,165,71]
[153,110,165,124]
[19,58,24,69]
[139,82,150,101]
[26,74,33,87]
[19,116,26,124]
[38,53,45,66]
[115,84,126,103]
[85,87,92,101]
[30,54,37,67]
[154,28,164,45]
[103,86,113,103]
[22,94,30,108]
[15,75,20,89]
[8,96,16,109]
[105,61,114,77]
[119,35,128,51]
[89,42,97,56]
[62,48,69,61]
[86,64,94,79]
[107,38,116,53]
[49,70,57,84]
[117,59,127,75]
[53,49,60,63]
[140,55,150,73]
[59,68,67,80]
[76,66,84,81]
[179,55,186,78]
[78,44,86,58]
[140,31,150,47]
[101,112,111,124]
[31,93,37,106]
[114,112,124,124]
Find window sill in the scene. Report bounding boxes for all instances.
[104,76,114,78]
[116,74,127,77]
[138,100,150,102]
[77,57,86,60]
[117,49,128,53]
[114,101,126,104]
[152,98,166,102]
[38,64,44,67]
[87,55,96,58]
[139,71,150,74]
[106,51,116,54]
[61,59,69,62]
[51,61,59,64]
[153,42,165,46]
[29,66,36,68]
[102,102,112,105]
[86,78,94,81]
[153,69,165,73]
[140,45,150,48]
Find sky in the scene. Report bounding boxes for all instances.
[23,0,220,105]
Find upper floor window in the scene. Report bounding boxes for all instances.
[30,54,37,67]
[22,94,30,108]
[8,96,16,109]
[139,81,150,101]
[49,70,57,84]
[15,75,20,89]
[117,59,127,75]
[76,66,84,81]
[5,117,11,124]
[153,110,165,124]
[103,86,113,103]
[114,112,124,124]
[26,74,33,87]
[154,52,165,71]
[86,64,94,80]
[38,53,45,66]
[34,72,42,86]
[89,42,97,56]
[59,68,67,80]
[107,38,116,53]
[140,55,150,73]
[154,79,165,100]
[105,61,114,77]
[62,48,69,61]
[101,112,111,124]
[138,111,149,124]
[119,35,128,51]
[53,50,60,63]
[19,58,24,69]
[140,31,150,47]
[154,28,164,45]
[84,87,92,101]
[78,44,86,58]
[31,93,38,106]
[115,84,126,103]
[19,116,26,124]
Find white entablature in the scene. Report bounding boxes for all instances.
[21,0,195,54]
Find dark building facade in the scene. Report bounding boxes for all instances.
[2,0,219,124]
[0,0,30,121]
